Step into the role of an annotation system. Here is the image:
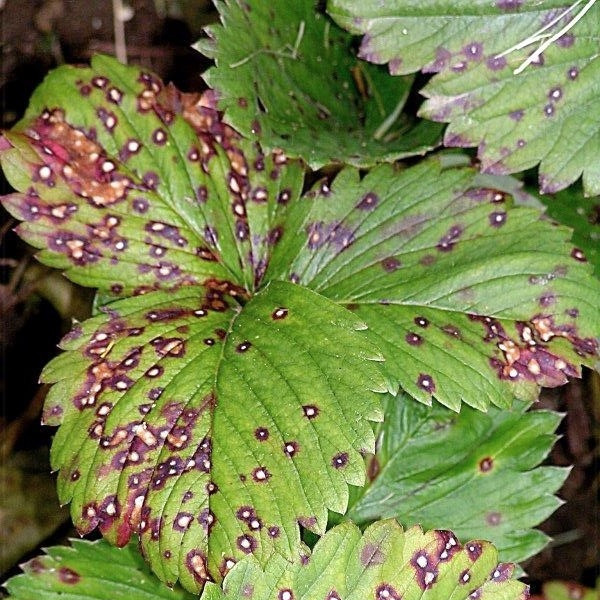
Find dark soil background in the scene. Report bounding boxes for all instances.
[0,0,598,594]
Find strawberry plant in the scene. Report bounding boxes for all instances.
[1,1,599,599]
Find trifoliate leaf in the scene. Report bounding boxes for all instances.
[0,54,304,295]
[200,0,442,169]
[347,396,567,564]
[266,158,600,410]
[538,185,600,276]
[204,520,529,600]
[328,0,600,196]
[4,539,194,600]
[41,281,387,592]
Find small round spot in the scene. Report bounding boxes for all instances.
[381,257,401,272]
[254,427,269,441]
[416,373,435,393]
[268,525,280,538]
[236,341,252,353]
[571,247,587,262]
[544,103,555,117]
[459,569,471,584]
[548,87,562,101]
[375,584,401,599]
[568,66,579,80]
[278,590,294,600]
[152,128,167,145]
[486,511,502,526]
[357,192,379,211]
[332,452,349,469]
[414,317,429,328]
[252,467,270,482]
[145,365,163,378]
[489,211,507,227]
[302,405,319,419]
[405,332,423,346]
[283,441,298,457]
[204,338,215,346]
[479,456,494,472]
[236,534,256,554]
[272,307,288,320]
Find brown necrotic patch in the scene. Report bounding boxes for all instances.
[29,109,132,207]
[360,543,384,567]
[58,567,80,585]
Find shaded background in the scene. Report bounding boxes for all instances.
[0,0,598,593]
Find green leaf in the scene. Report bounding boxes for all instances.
[204,520,529,600]
[4,538,194,600]
[328,0,600,196]
[0,54,304,295]
[266,158,600,410]
[347,395,567,564]
[200,0,442,169]
[41,281,387,592]
[537,185,600,276]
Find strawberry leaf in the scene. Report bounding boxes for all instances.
[0,54,304,295]
[347,396,567,564]
[4,539,194,600]
[204,520,529,600]
[328,0,600,196]
[267,158,600,410]
[200,0,443,169]
[41,281,387,592]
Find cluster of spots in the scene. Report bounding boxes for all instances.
[468,312,597,386]
[544,83,564,119]
[28,109,132,207]
[436,224,463,252]
[306,220,355,252]
[176,89,292,286]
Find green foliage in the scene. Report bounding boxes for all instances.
[200,0,442,169]
[3,525,529,600]
[1,0,599,595]
[328,0,600,196]
[205,520,528,600]
[347,396,567,564]
[4,539,194,600]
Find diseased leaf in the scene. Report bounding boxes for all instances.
[347,395,567,564]
[204,520,529,600]
[538,185,600,276]
[4,538,194,600]
[328,0,600,196]
[0,54,304,295]
[200,0,442,169]
[266,158,600,410]
[41,281,387,592]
